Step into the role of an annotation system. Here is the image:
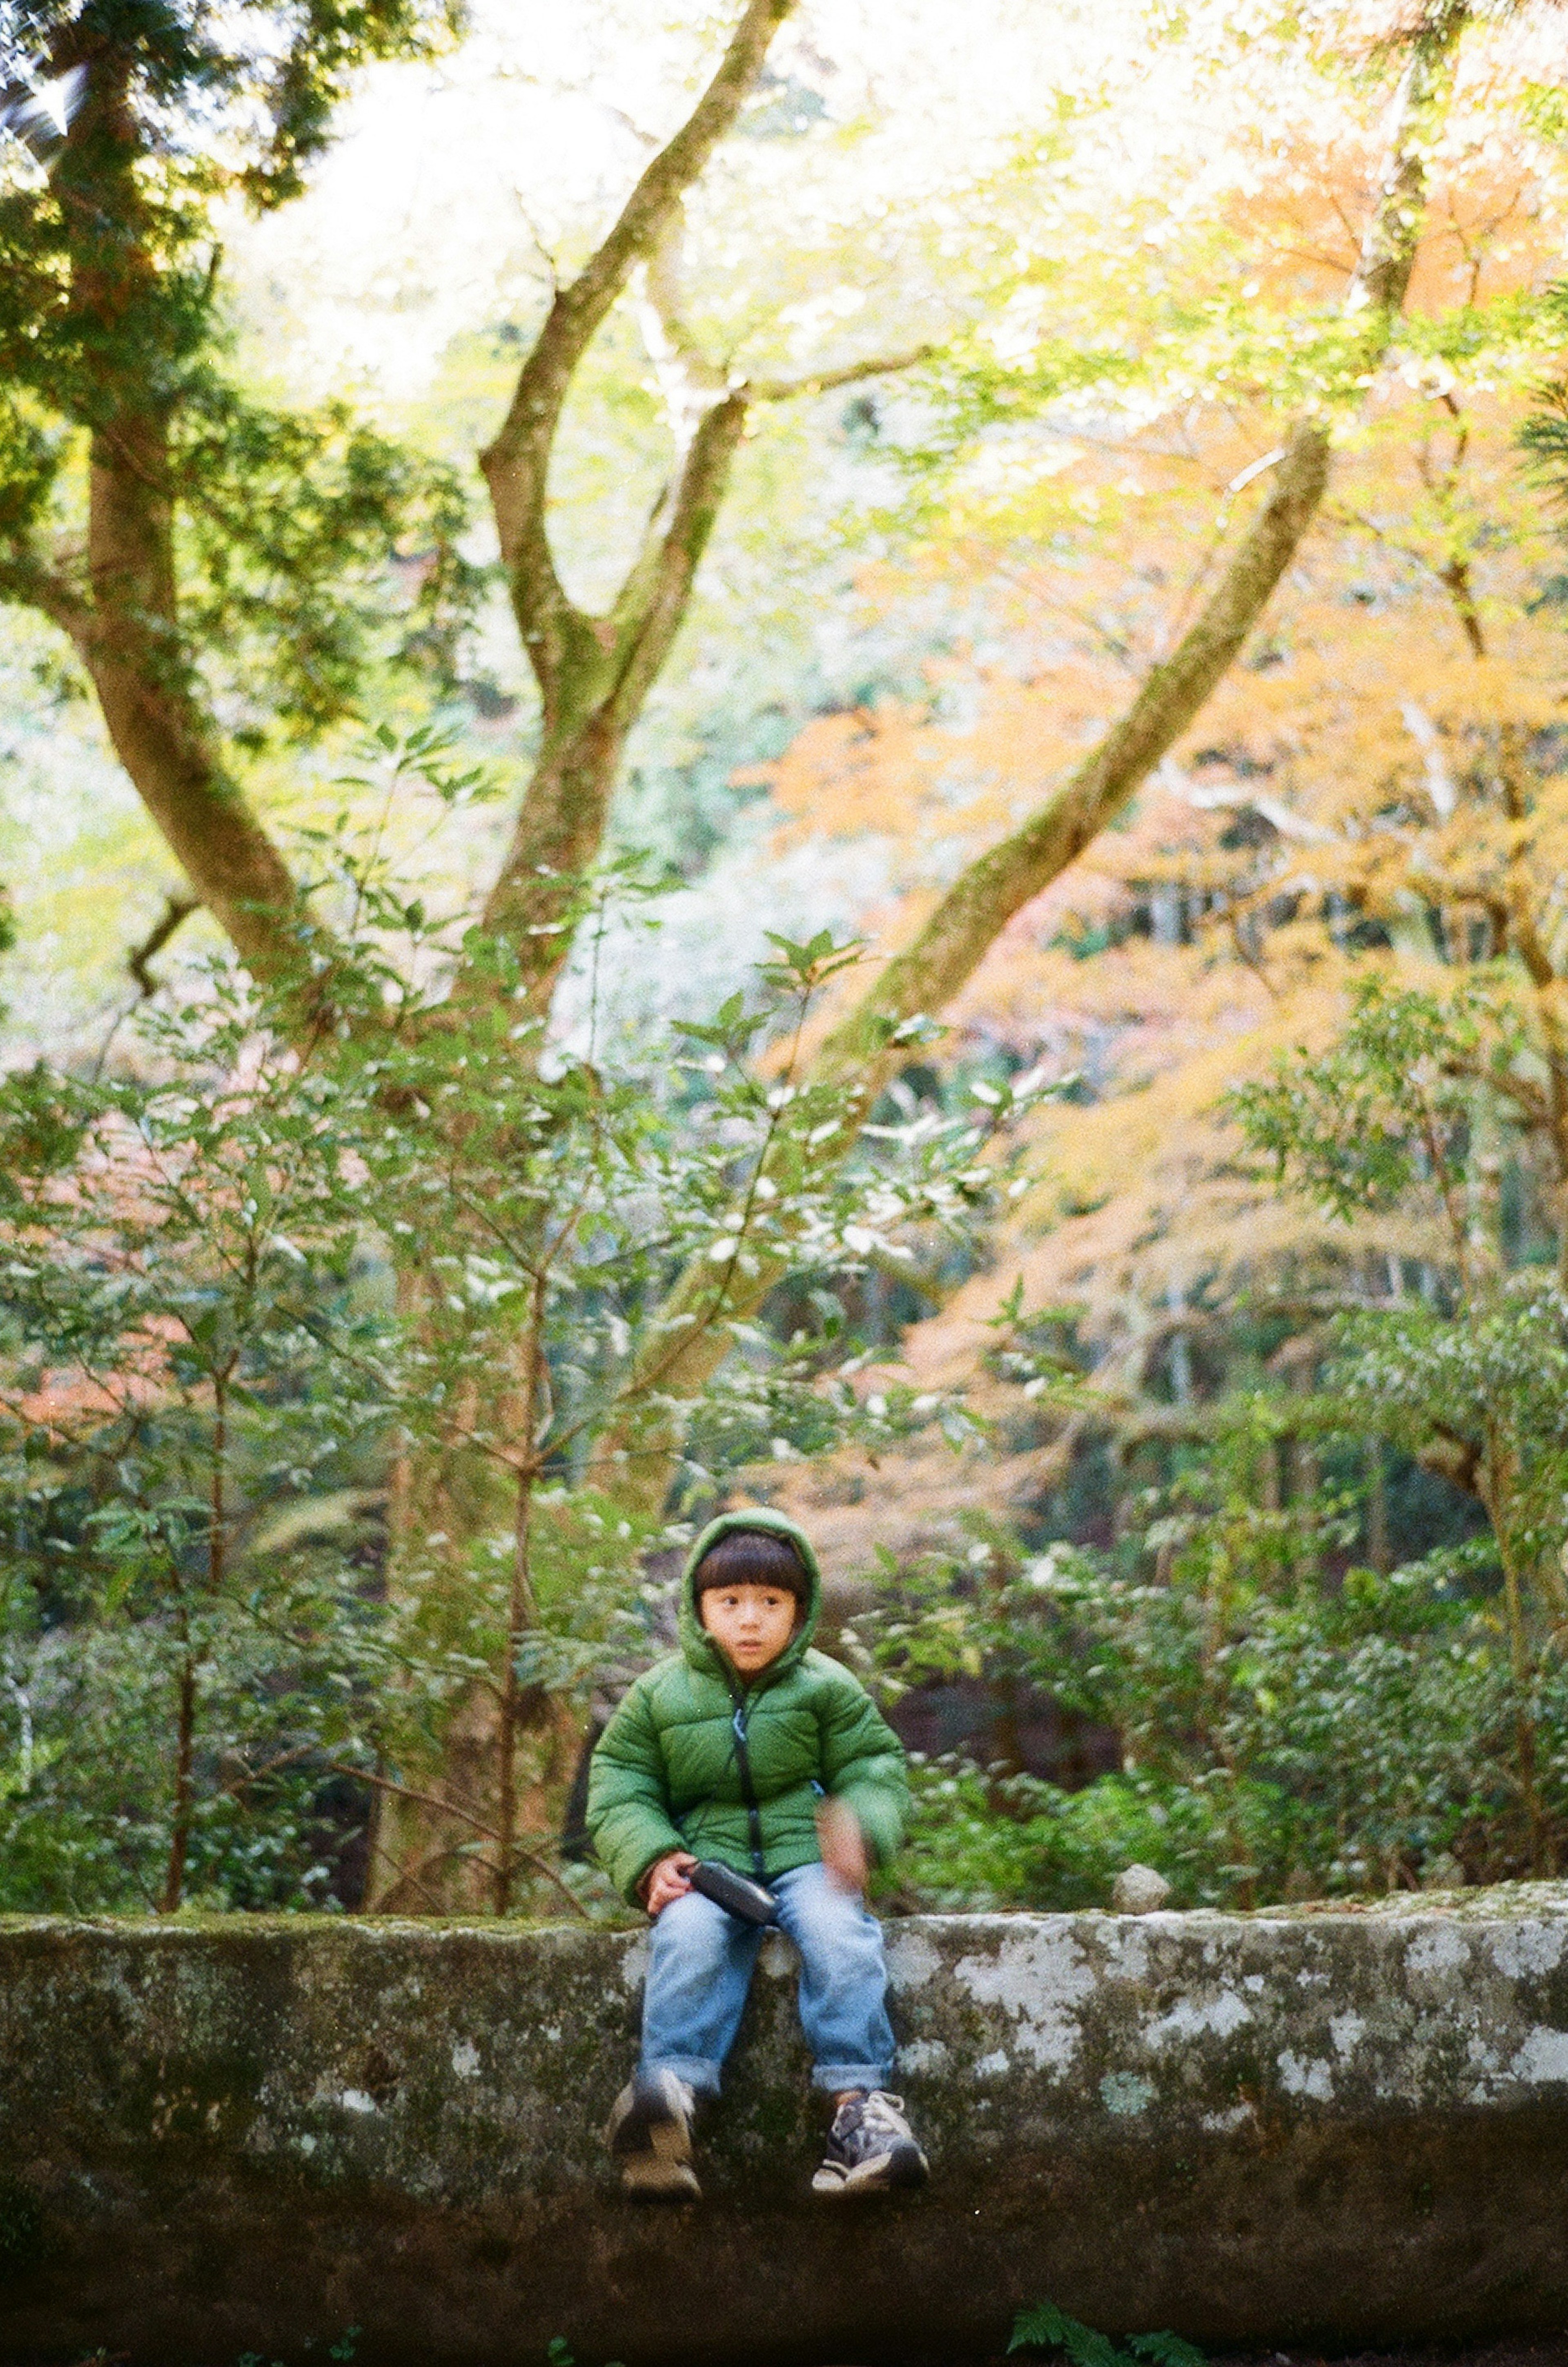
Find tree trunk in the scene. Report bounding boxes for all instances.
[160,1624,197,1916]
[78,430,305,989]
[42,40,310,991]
[471,389,752,1022]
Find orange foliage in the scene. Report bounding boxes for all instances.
[740,34,1568,1553]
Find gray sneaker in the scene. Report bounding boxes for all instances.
[811,2088,929,2197]
[606,2069,700,2200]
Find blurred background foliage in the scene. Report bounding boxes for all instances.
[5,0,1568,1913]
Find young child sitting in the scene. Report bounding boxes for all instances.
[586,1506,928,2201]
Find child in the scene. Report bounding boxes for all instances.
[586,1507,928,2201]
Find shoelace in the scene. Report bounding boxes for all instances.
[840,2089,909,2146]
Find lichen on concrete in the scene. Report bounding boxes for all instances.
[0,1889,1567,2364]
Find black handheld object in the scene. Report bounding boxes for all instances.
[687,1858,778,1927]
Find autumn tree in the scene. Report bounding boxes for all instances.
[749,138,1568,1585]
[594,0,1496,1509]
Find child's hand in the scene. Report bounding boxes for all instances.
[640,1851,697,1918]
[816,1797,869,1894]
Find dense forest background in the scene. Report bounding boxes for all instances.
[4,0,1568,1919]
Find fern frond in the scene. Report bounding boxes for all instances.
[1129,2331,1208,2367]
[1010,2301,1132,2367]
[1519,378,1568,505]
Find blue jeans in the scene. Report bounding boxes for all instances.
[638,1861,896,2098]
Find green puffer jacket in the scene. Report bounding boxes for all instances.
[586,1508,908,1906]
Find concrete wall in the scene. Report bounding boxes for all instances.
[2,1888,1568,2365]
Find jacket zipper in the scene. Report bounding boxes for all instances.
[728,1690,768,1880]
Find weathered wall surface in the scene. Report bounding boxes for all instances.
[1,1890,1568,2365]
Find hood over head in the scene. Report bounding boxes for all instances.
[678,1506,822,1687]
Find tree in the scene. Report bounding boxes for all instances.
[646,0,1568,1594]
[0,895,1044,1913]
[0,0,931,1020]
[0,0,470,983]
[0,0,942,1890]
[593,0,1483,1511]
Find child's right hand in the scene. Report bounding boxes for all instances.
[640,1851,697,1917]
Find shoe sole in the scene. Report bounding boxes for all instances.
[621,2154,701,2201]
[813,2140,929,2197]
[609,2083,699,2200]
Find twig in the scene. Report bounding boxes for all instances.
[128,892,200,999]
[334,1763,588,1917]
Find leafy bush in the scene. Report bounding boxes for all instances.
[0,833,1048,1915]
[865,1442,1559,1908]
[864,972,1568,1910]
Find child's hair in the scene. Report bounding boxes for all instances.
[693,1526,810,1606]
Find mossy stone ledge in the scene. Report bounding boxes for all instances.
[2,1891,1568,2364]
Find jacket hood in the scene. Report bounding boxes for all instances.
[678,1506,822,1689]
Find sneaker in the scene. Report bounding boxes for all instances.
[606,2069,700,2200]
[811,2089,929,2197]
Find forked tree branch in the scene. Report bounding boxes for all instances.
[470,7,938,1009]
[127,892,201,999]
[470,386,751,973]
[479,0,795,707]
[636,210,933,412]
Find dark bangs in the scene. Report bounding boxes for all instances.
[693,1528,808,1603]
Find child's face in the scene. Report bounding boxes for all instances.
[698,1581,797,1676]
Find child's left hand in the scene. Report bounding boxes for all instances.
[816,1796,869,1894]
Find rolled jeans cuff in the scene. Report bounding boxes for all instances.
[810,2061,893,2096]
[639,2051,722,2100]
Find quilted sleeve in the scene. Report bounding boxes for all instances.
[586,1677,688,1906]
[817,1670,909,1868]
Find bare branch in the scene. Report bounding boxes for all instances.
[335,1763,589,1918]
[635,215,731,435]
[127,892,201,999]
[605,390,750,723]
[810,416,1334,1086]
[0,542,90,640]
[636,211,933,415]
[471,389,749,994]
[742,345,935,403]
